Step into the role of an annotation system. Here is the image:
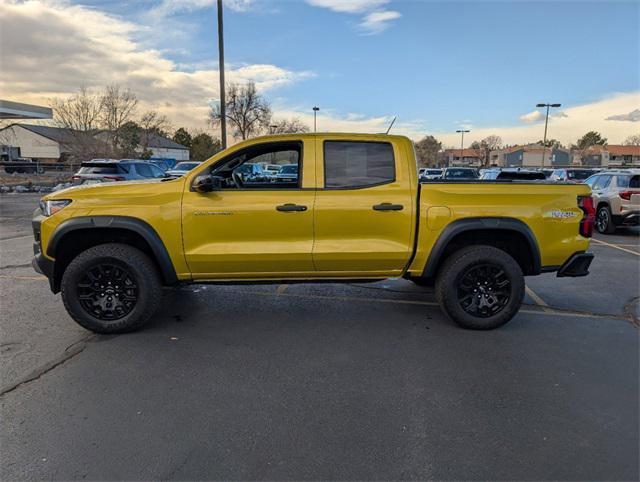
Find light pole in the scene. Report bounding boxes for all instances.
[217,0,227,149]
[456,129,470,165]
[536,102,561,167]
[313,106,319,133]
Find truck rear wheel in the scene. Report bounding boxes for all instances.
[436,245,524,330]
[61,243,162,334]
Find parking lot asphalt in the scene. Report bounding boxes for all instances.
[1,193,639,480]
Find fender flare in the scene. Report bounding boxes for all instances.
[47,216,178,284]
[421,217,541,278]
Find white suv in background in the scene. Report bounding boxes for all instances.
[584,170,640,233]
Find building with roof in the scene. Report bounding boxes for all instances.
[489,144,570,167]
[0,123,188,163]
[0,100,52,120]
[442,148,484,167]
[575,145,640,167]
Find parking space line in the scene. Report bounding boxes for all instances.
[0,274,46,281]
[275,284,288,295]
[525,285,551,312]
[591,238,640,256]
[0,235,32,242]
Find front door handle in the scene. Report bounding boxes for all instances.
[276,203,307,212]
[373,203,404,211]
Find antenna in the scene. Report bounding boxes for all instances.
[385,116,397,134]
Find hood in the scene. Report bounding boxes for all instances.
[44,177,175,200]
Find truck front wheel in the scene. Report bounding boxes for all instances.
[436,245,524,330]
[61,243,162,334]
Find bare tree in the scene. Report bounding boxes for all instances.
[470,135,503,166]
[100,84,138,150]
[49,87,110,162]
[269,118,310,134]
[138,110,172,150]
[623,134,640,146]
[209,82,271,140]
[51,87,102,131]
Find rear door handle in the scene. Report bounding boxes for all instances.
[276,203,307,212]
[373,203,404,211]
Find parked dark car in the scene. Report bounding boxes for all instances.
[73,159,167,184]
[441,167,479,180]
[275,164,299,185]
[480,168,546,181]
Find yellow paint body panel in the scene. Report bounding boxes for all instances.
[407,182,591,275]
[40,133,591,283]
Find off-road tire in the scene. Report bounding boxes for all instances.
[436,245,525,330]
[61,243,162,334]
[596,205,616,234]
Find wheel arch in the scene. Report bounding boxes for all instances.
[421,217,542,279]
[47,216,178,292]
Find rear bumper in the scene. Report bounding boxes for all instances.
[557,252,594,277]
[612,211,640,226]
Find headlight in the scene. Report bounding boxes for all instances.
[40,199,72,216]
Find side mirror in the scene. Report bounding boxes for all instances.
[193,174,223,193]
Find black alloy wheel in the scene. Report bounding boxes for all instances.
[457,263,511,318]
[76,262,138,321]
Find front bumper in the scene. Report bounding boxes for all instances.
[32,212,58,292]
[557,252,594,277]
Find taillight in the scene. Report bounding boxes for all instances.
[619,190,633,201]
[72,175,80,180]
[578,195,595,238]
[103,176,125,181]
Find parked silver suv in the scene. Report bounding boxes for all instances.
[584,170,640,233]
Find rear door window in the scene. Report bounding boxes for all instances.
[324,141,395,188]
[619,175,640,188]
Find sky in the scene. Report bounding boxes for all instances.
[1,0,638,147]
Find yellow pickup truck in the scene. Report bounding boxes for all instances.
[33,133,595,333]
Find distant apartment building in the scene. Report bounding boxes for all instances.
[489,144,570,167]
[574,145,640,167]
[442,148,484,167]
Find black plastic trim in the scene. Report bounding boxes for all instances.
[47,216,178,285]
[421,217,542,278]
[557,252,594,277]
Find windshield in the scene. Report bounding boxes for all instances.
[567,170,593,180]
[77,165,125,174]
[174,163,198,171]
[445,168,478,179]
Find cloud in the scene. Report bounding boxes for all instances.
[0,0,312,130]
[306,0,400,34]
[359,10,401,34]
[520,109,568,123]
[519,110,544,123]
[606,108,640,122]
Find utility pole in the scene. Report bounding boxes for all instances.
[456,129,470,165]
[536,102,561,167]
[217,0,227,149]
[313,106,319,133]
